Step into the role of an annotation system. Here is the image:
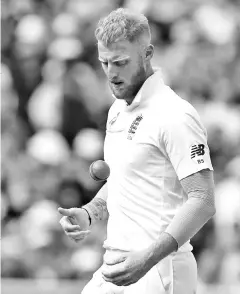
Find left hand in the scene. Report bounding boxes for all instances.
[101,250,152,286]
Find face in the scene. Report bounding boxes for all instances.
[98,39,148,103]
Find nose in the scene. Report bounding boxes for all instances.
[107,63,119,79]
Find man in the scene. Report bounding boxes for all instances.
[58,8,216,294]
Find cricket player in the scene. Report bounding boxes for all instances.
[58,8,216,294]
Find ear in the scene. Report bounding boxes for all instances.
[145,44,154,61]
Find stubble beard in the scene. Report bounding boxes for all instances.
[111,64,147,102]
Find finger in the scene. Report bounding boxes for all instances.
[58,207,73,217]
[60,216,79,228]
[59,216,70,225]
[67,230,91,239]
[102,273,130,286]
[63,224,81,233]
[104,255,127,266]
[68,231,91,243]
[59,215,79,228]
[102,264,124,279]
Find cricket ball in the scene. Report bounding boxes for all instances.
[89,160,110,181]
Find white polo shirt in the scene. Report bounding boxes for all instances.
[103,70,213,253]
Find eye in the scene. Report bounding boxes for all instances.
[102,61,108,66]
[115,60,128,67]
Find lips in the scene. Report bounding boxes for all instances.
[110,81,123,87]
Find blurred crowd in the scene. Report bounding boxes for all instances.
[1,0,240,288]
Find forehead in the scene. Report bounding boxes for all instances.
[98,39,140,60]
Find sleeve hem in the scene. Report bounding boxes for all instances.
[178,165,214,181]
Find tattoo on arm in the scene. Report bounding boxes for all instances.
[180,169,215,206]
[82,197,108,226]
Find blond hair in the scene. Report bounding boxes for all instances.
[95,8,151,46]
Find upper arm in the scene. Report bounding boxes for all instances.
[159,110,213,181]
[180,169,215,207]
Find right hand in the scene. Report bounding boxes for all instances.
[58,207,91,243]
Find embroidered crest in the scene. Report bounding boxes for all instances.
[127,114,143,140]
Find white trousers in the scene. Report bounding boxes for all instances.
[82,251,197,294]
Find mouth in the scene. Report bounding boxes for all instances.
[110,81,124,87]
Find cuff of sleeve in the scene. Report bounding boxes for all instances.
[81,207,92,226]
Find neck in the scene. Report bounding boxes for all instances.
[146,65,154,80]
[125,65,154,105]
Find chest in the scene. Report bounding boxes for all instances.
[104,110,167,177]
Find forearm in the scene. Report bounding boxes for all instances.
[82,183,109,226]
[165,194,215,248]
[165,169,216,248]
[145,169,216,268]
[144,232,178,269]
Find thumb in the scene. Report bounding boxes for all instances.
[104,254,127,266]
[58,207,74,217]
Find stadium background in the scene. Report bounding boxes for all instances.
[1,0,240,293]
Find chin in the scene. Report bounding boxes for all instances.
[112,90,125,100]
[114,94,125,100]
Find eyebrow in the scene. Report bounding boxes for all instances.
[98,56,130,63]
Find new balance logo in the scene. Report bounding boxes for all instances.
[191,144,205,159]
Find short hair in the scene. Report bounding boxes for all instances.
[95,8,151,47]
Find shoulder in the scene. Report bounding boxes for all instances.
[147,86,207,141]
[150,85,202,128]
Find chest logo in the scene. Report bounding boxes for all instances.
[109,112,120,126]
[127,114,143,140]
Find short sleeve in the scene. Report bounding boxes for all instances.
[159,111,213,180]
